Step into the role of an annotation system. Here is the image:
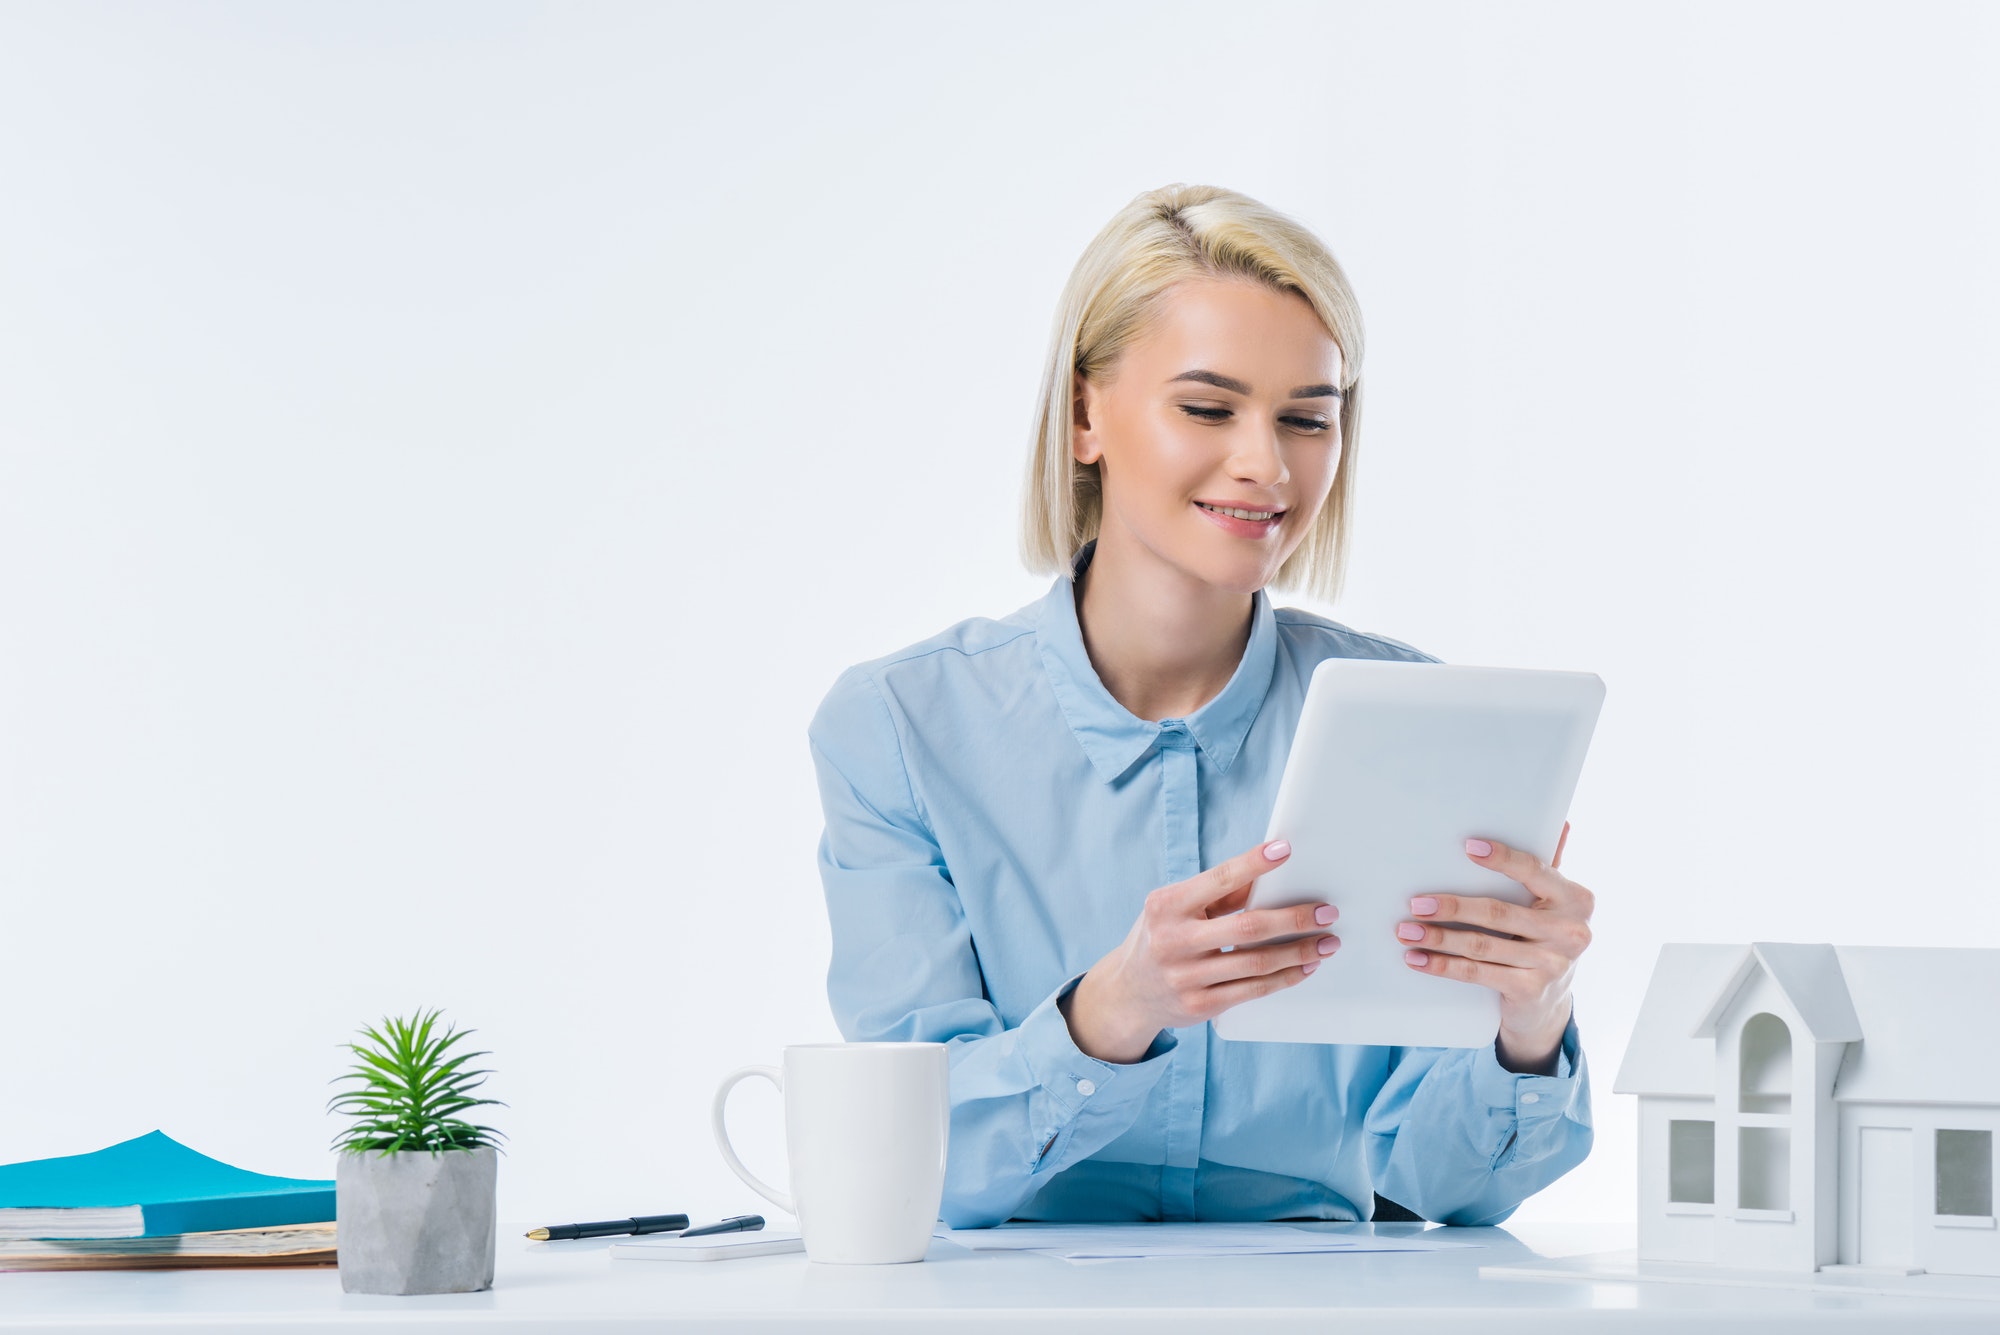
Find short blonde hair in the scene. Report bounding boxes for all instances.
[1018,183,1366,605]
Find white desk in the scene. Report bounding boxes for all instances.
[1,1222,1994,1332]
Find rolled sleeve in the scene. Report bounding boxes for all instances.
[1470,1019,1578,1114]
[1366,1012,1594,1226]
[1012,974,1176,1170]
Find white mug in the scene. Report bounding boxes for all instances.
[712,1042,949,1264]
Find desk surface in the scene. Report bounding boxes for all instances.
[2,1222,1995,1333]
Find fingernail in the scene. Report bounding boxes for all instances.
[1396,922,1425,941]
[1465,838,1493,857]
[1302,961,1319,976]
[1317,935,1338,955]
[1264,840,1291,861]
[1409,896,1438,916]
[1314,904,1337,925]
[1405,949,1429,967]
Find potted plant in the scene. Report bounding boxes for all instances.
[327,1008,506,1295]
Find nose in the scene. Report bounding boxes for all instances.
[1225,415,1289,489]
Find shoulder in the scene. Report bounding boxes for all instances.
[809,602,1041,740]
[1272,603,1444,666]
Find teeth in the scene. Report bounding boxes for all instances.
[1199,502,1279,522]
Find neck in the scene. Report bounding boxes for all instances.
[1073,524,1255,723]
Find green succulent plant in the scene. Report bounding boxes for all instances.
[327,1008,506,1155]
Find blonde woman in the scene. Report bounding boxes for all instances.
[807,184,1596,1228]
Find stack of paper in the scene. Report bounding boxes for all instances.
[0,1223,337,1271]
[0,1131,335,1268]
[935,1222,1481,1263]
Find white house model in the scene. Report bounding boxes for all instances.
[1614,942,2000,1277]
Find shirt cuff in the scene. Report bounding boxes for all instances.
[1014,973,1176,1122]
[1469,1012,1584,1121]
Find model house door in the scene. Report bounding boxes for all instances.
[1858,1127,1914,1267]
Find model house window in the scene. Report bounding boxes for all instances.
[1936,1129,1994,1217]
[1738,1012,1792,1114]
[1739,1126,1790,1210]
[1668,1119,1715,1204]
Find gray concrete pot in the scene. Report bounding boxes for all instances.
[335,1146,497,1295]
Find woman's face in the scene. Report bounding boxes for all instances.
[1072,276,1345,596]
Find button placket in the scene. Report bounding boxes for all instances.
[1155,722,1206,1220]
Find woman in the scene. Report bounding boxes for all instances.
[807,183,1595,1229]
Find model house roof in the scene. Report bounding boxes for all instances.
[1690,943,1862,1043]
[1613,943,2000,1106]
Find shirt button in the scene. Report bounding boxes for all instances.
[1520,1092,1540,1105]
[1076,1078,1097,1097]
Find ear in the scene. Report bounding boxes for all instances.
[1071,370,1101,465]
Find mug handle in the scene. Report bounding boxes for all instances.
[712,1065,795,1214]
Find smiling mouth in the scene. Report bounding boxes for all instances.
[1195,501,1284,522]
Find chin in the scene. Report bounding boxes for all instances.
[1184,540,1282,596]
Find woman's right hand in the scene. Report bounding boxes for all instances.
[1057,839,1337,1064]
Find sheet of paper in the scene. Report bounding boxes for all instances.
[934,1222,1480,1261]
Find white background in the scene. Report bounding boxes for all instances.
[2,0,1995,1228]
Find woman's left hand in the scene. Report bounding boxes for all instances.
[1395,821,1592,1075]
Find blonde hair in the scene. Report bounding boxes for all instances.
[1018,183,1366,605]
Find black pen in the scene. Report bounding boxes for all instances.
[525,1213,689,1241]
[677,1214,765,1238]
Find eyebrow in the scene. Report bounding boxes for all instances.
[1167,369,1342,400]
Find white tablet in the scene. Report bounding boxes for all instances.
[1210,658,1604,1049]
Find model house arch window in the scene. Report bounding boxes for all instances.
[1736,1012,1792,1212]
[1739,1012,1792,1115]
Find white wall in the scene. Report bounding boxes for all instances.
[2,0,1995,1227]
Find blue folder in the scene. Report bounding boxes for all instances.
[0,1131,335,1238]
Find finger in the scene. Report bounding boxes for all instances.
[1464,836,1573,906]
[1197,899,1336,950]
[1394,920,1552,970]
[1171,839,1292,915]
[1203,884,1255,920]
[1553,821,1570,870]
[1192,930,1338,987]
[1405,892,1539,939]
[1200,958,1318,1017]
[1410,894,1593,954]
[1401,946,1535,999]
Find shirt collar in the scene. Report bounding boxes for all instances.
[1036,538,1278,785]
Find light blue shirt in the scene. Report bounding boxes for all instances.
[807,538,1591,1228]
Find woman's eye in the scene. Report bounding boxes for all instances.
[1179,405,1332,433]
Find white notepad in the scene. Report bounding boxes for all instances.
[610,1229,803,1262]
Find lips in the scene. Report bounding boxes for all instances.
[1193,500,1284,538]
[1194,501,1284,521]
